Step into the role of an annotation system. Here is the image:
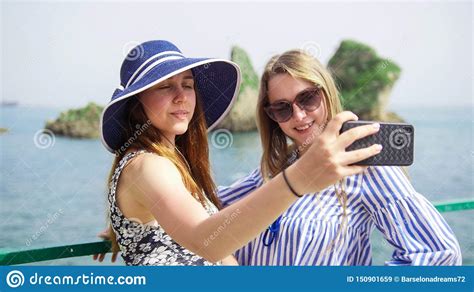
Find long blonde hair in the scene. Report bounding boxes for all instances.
[256,49,348,252]
[106,89,221,244]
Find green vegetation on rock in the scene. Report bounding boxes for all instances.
[45,102,103,138]
[328,40,402,121]
[231,46,259,92]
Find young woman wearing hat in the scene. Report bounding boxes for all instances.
[95,40,382,265]
[217,49,461,265]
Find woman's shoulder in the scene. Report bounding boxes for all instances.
[119,151,186,206]
[235,167,264,186]
[121,150,180,182]
[217,167,263,205]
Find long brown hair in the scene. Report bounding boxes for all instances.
[105,88,221,243]
[256,50,348,252]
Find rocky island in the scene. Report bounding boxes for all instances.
[45,102,103,138]
[328,40,403,122]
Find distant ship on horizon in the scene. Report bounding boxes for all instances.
[1,101,18,107]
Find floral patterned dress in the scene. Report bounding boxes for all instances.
[108,150,220,265]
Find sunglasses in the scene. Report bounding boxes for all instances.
[264,86,323,123]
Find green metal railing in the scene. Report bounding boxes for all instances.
[0,242,111,266]
[1,199,473,266]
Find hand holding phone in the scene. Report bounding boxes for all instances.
[340,121,414,166]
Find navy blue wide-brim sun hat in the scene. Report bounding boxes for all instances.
[100,40,241,153]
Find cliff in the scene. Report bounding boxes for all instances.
[217,46,260,131]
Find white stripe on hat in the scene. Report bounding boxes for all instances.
[129,56,184,87]
[125,51,184,88]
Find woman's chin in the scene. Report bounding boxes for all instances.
[172,124,189,135]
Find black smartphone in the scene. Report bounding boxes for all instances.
[340,121,414,166]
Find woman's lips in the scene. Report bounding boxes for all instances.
[170,110,189,120]
[294,121,315,133]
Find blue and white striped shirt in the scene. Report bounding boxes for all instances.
[217,166,462,265]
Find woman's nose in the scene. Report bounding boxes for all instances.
[173,87,187,103]
[292,103,307,121]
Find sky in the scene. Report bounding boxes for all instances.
[1,0,472,109]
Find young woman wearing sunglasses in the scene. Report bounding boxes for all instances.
[218,49,462,266]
